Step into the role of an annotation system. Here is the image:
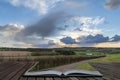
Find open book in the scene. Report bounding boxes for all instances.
[24,69,103,77]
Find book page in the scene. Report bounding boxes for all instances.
[24,70,62,77]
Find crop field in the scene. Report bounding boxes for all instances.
[0,51,31,57]
[0,50,104,70]
[31,55,103,70]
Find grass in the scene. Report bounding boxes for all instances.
[76,54,120,71]
[91,54,120,62]
[76,63,96,71]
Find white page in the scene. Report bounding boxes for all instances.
[24,70,62,76]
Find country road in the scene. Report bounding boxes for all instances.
[51,57,120,79]
[51,57,105,72]
[52,59,92,72]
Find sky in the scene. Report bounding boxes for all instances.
[0,0,120,48]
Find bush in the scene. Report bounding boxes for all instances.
[31,51,59,56]
[55,50,75,55]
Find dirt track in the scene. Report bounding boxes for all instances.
[52,60,89,71]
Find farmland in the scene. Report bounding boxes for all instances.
[0,47,106,70]
[0,47,119,69]
[0,47,120,80]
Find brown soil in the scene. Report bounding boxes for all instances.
[91,62,120,80]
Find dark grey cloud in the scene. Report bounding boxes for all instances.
[60,36,76,44]
[79,34,109,44]
[20,11,65,38]
[60,34,109,45]
[105,0,120,9]
[112,35,120,41]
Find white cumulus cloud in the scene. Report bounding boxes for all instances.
[0,24,24,39]
[61,16,105,38]
[0,24,28,48]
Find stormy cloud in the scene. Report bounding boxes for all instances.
[60,36,76,44]
[19,11,65,38]
[60,34,110,47]
[112,35,120,41]
[79,34,109,44]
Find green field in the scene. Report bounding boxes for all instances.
[76,54,120,70]
[91,54,120,62]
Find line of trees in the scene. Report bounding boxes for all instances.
[0,47,120,54]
